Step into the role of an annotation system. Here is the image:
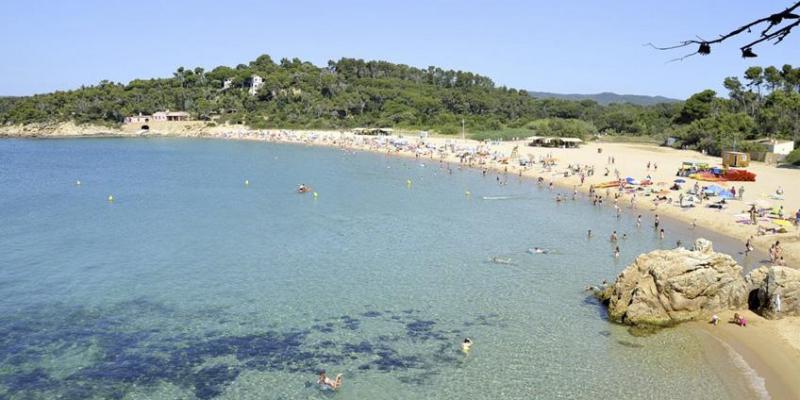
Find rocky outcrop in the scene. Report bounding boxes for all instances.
[597,239,748,327]
[746,265,800,319]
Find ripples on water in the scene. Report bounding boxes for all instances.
[0,138,753,399]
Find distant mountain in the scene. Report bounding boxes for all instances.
[528,91,681,106]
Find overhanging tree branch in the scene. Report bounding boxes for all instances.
[645,1,800,60]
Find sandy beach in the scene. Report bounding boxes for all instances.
[3,121,799,398]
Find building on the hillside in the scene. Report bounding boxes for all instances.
[124,113,151,124]
[249,75,264,96]
[757,138,795,155]
[222,78,233,90]
[152,110,190,122]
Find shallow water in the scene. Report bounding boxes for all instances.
[0,138,758,399]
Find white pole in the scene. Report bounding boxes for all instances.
[461,119,465,142]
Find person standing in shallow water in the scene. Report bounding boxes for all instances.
[654,214,660,230]
[318,371,342,390]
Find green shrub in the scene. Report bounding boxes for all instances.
[784,148,800,165]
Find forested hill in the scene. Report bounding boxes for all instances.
[0,56,798,161]
[527,91,680,106]
[0,55,681,136]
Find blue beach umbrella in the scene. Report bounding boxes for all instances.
[674,178,686,183]
[704,185,724,195]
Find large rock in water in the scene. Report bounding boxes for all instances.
[599,239,748,326]
[746,265,800,319]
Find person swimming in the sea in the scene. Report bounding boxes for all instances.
[317,371,342,390]
[461,338,473,353]
[490,256,515,265]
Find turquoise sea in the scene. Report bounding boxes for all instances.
[0,138,762,399]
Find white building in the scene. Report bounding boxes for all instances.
[222,78,233,90]
[763,139,795,155]
[152,110,190,122]
[124,113,151,124]
[249,75,264,96]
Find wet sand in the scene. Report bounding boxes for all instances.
[690,311,800,400]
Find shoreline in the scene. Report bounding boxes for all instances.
[4,124,796,267]
[3,124,800,398]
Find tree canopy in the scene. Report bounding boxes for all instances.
[1,56,798,154]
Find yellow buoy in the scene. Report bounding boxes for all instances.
[75,180,81,185]
[244,180,250,186]
[465,190,471,196]
[107,195,114,202]
[406,179,412,187]
[313,192,319,198]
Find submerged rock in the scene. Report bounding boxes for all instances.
[599,239,748,327]
[745,265,800,319]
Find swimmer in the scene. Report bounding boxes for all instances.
[461,338,473,353]
[610,231,618,242]
[317,371,342,390]
[614,246,620,258]
[490,257,514,265]
[528,247,549,254]
[587,229,592,239]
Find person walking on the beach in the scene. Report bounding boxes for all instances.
[739,185,745,200]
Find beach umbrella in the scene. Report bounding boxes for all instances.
[674,178,686,183]
[718,190,734,199]
[704,185,724,195]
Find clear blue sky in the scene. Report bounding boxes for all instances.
[1,0,798,99]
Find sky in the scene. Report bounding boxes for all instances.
[0,0,798,99]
